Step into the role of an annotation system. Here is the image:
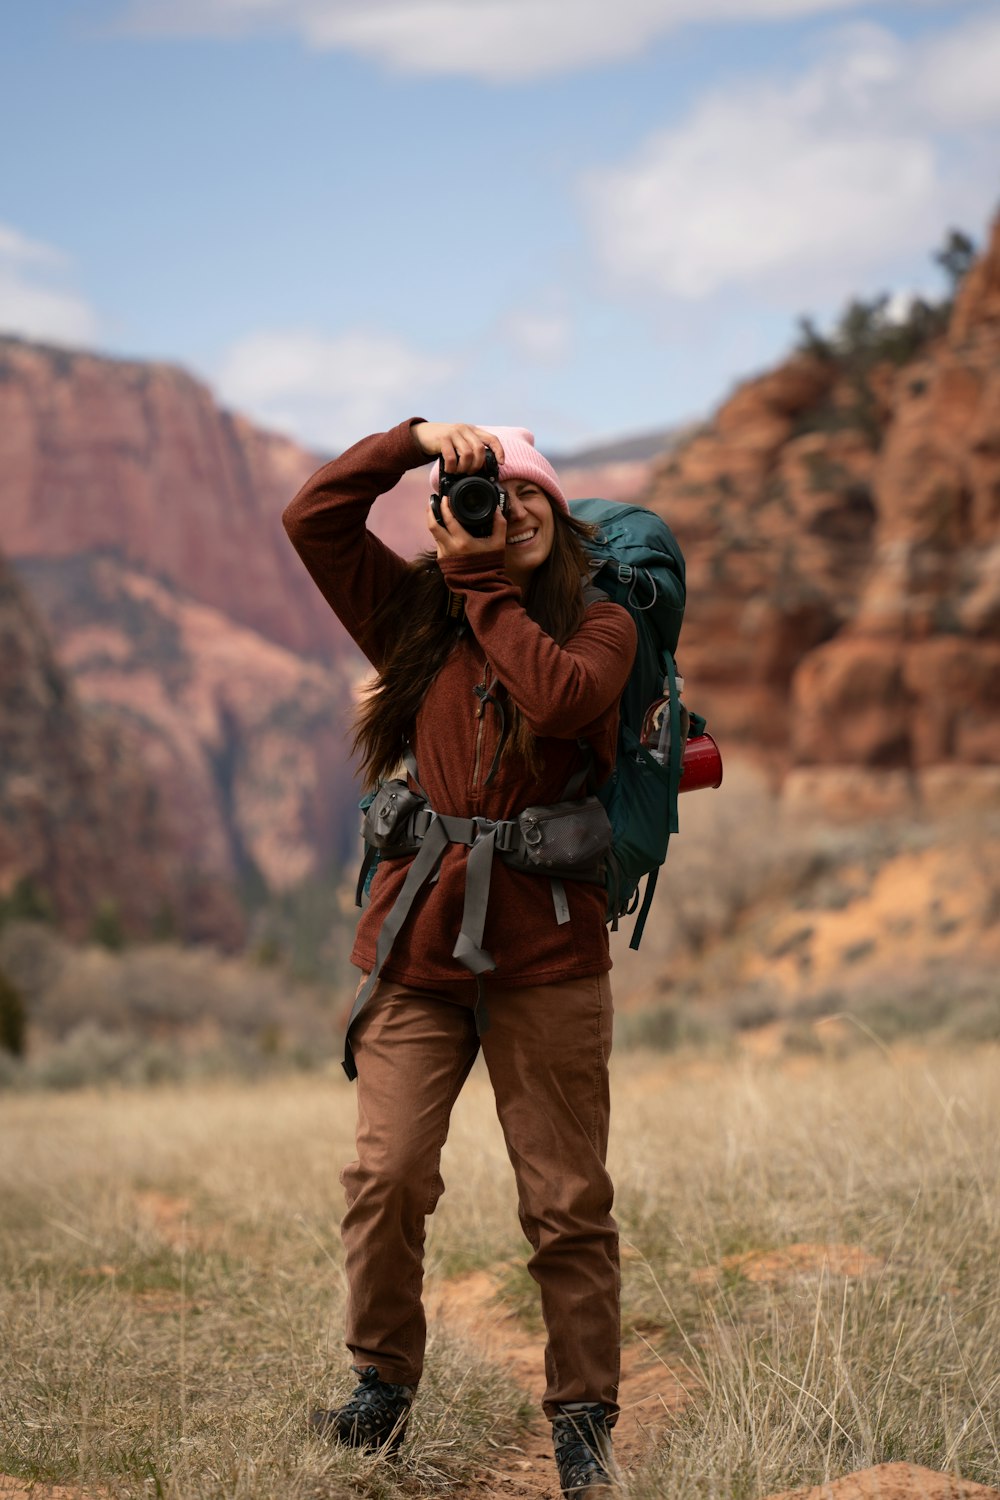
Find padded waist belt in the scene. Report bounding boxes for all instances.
[344,811,512,1080]
[400,807,524,855]
[343,745,594,1082]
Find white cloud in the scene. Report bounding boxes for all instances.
[215,327,453,449]
[116,0,909,79]
[581,15,999,308]
[502,310,573,365]
[915,10,1000,128]
[0,224,101,345]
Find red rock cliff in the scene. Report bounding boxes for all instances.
[644,213,1000,815]
[0,546,243,944]
[0,340,338,659]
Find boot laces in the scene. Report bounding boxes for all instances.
[553,1402,613,1493]
[337,1365,412,1442]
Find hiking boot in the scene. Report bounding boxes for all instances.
[309,1365,414,1454]
[552,1402,618,1496]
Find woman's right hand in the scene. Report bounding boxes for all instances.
[411,422,505,473]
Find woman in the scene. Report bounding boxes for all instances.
[282,418,637,1497]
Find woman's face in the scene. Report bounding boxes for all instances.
[501,478,555,588]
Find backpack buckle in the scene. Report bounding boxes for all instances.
[411,808,434,839]
[492,819,518,854]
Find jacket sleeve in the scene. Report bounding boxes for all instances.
[438,553,637,738]
[281,417,428,667]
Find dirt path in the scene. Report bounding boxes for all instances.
[770,1464,1000,1500]
[430,1261,1000,1500]
[429,1269,695,1498]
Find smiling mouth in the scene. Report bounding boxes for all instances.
[507,528,538,546]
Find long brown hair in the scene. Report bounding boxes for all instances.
[353,508,598,788]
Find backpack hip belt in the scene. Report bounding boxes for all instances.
[372,801,611,877]
[344,759,609,1081]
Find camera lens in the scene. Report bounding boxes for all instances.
[451,477,497,528]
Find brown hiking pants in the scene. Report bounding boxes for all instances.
[339,972,620,1419]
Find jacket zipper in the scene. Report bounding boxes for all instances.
[472,701,486,790]
[471,656,492,793]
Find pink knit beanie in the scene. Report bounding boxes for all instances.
[429,425,568,512]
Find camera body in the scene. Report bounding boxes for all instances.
[431,448,507,538]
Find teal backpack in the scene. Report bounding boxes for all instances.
[570,498,704,950]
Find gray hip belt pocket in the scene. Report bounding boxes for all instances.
[501,796,611,883]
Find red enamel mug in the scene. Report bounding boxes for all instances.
[679,732,723,793]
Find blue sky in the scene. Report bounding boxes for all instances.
[2,0,998,452]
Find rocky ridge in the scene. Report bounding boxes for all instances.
[15,552,362,894]
[645,213,1000,816]
[0,548,243,944]
[0,340,334,659]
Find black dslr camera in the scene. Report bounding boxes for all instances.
[430,447,507,538]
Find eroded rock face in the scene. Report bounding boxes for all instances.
[790,238,1000,802]
[0,339,334,659]
[644,214,1000,811]
[16,554,362,895]
[0,549,243,945]
[0,340,411,922]
[644,354,873,754]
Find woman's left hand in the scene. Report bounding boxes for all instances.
[428,493,507,562]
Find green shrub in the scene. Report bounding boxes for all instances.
[0,966,26,1056]
[89,898,126,952]
[0,877,53,927]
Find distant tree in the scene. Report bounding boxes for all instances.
[151,900,178,942]
[0,877,54,927]
[90,897,126,952]
[836,295,885,356]
[934,229,976,296]
[796,315,834,361]
[796,225,979,370]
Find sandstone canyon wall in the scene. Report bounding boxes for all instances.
[0,343,382,924]
[0,547,245,945]
[0,341,339,659]
[643,214,1000,816]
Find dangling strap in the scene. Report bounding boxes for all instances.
[355,843,379,909]
[629,860,663,951]
[343,816,448,1080]
[551,879,570,925]
[451,825,498,976]
[568,742,595,799]
[403,744,429,799]
[629,651,681,952]
[665,651,682,837]
[473,976,490,1037]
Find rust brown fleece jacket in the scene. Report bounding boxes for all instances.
[282,418,637,988]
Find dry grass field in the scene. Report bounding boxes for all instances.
[1,1044,998,1500]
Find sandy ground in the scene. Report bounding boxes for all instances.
[430,1268,693,1497]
